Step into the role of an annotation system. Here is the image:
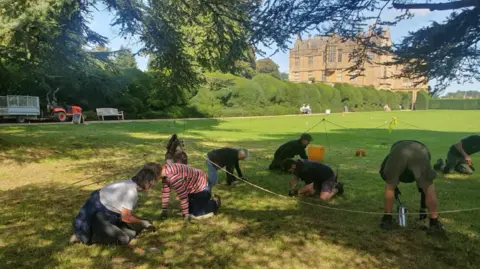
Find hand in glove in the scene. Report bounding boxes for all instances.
[140,219,156,232]
[288,189,298,197]
[160,210,168,220]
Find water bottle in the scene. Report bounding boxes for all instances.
[398,204,407,227]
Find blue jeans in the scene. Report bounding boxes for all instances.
[206,159,218,191]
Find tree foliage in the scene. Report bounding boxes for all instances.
[114,46,137,69]
[255,58,280,78]
[1,0,478,109]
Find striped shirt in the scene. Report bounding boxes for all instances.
[162,164,208,215]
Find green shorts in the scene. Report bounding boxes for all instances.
[380,141,437,188]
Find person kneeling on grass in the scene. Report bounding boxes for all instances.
[206,148,249,187]
[434,135,480,175]
[269,133,313,171]
[379,140,445,233]
[160,163,221,220]
[283,158,343,201]
[70,163,159,246]
[165,134,188,165]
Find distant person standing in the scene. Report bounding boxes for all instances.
[434,135,480,175]
[305,104,312,114]
[269,133,312,171]
[300,104,307,114]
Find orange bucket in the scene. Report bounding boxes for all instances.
[308,145,325,162]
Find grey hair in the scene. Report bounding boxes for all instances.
[237,148,249,160]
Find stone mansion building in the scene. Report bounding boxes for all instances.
[288,27,427,94]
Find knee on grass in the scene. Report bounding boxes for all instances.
[319,192,334,201]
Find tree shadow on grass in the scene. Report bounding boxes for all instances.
[0,119,226,164]
[2,126,480,268]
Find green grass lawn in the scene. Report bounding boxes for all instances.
[1,110,480,269]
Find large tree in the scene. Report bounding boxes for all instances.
[2,0,479,96]
[256,58,280,78]
[115,46,137,69]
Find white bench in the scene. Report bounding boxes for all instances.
[96,108,124,121]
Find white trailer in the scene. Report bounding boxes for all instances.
[0,95,40,123]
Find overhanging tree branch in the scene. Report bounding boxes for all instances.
[393,0,479,11]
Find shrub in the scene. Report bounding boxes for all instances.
[82,110,97,121]
[429,99,480,110]
[415,91,431,110]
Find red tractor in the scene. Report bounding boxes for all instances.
[46,88,83,122]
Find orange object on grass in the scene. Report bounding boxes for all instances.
[308,145,325,162]
[355,148,366,157]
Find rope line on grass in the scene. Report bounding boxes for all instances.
[184,141,480,215]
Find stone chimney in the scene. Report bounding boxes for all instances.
[384,27,391,38]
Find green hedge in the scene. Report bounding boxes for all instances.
[415,91,431,110]
[184,73,412,117]
[429,99,480,110]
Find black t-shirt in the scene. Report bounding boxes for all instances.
[274,140,308,160]
[294,159,335,185]
[207,148,243,181]
[451,135,480,157]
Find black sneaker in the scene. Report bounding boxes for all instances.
[433,159,444,171]
[428,220,446,235]
[335,182,344,195]
[380,215,397,230]
[213,194,221,214]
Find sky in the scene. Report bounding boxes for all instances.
[88,4,478,94]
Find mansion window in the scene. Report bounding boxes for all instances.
[327,46,336,63]
[321,71,326,81]
[367,51,375,60]
[308,71,314,79]
[383,67,387,78]
[295,57,300,67]
[337,49,343,63]
[308,56,313,66]
[294,72,300,81]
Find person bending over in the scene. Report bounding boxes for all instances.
[70,163,159,245]
[269,133,313,171]
[283,158,343,201]
[165,134,188,165]
[379,140,445,233]
[434,135,480,175]
[206,148,248,187]
[160,163,221,220]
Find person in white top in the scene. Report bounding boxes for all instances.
[300,104,306,114]
[305,104,312,114]
[71,163,160,246]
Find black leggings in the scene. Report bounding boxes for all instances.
[189,191,218,216]
[91,211,143,245]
